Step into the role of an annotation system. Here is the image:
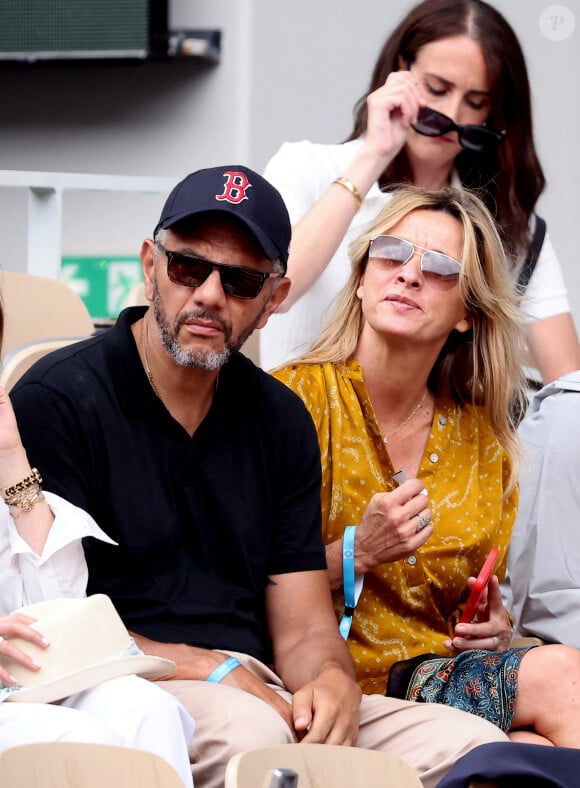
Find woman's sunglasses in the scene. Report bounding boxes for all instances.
[368,235,461,291]
[157,243,280,299]
[412,106,505,153]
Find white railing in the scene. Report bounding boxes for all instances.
[0,170,177,280]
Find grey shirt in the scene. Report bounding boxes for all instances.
[505,371,580,645]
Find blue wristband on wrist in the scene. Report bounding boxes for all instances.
[205,656,241,683]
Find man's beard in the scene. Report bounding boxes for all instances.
[152,277,264,371]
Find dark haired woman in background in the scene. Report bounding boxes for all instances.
[261,0,580,381]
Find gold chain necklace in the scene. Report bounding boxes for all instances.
[382,389,427,444]
[141,320,163,403]
[140,320,220,406]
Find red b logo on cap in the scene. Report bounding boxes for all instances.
[216,171,252,204]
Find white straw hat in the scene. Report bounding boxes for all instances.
[0,594,175,703]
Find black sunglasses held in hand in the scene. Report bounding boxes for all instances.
[412,106,505,153]
[368,235,461,290]
[157,243,281,299]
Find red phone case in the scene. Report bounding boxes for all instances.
[459,548,499,624]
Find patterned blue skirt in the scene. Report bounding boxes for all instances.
[386,647,536,731]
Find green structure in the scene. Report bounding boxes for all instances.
[61,256,142,321]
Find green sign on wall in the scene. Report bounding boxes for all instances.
[61,256,142,321]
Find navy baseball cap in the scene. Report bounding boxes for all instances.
[154,166,291,273]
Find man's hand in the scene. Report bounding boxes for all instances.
[218,658,295,734]
[292,664,361,745]
[131,633,295,735]
[266,570,363,745]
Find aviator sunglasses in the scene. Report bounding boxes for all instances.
[368,235,462,290]
[157,242,281,299]
[412,106,505,153]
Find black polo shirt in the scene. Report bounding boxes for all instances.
[12,307,325,663]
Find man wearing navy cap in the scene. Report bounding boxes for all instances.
[12,166,507,787]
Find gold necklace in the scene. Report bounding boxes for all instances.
[382,390,427,444]
[140,320,220,405]
[141,320,163,403]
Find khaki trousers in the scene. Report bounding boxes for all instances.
[161,650,508,788]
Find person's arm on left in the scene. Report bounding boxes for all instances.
[0,386,54,555]
[266,568,361,745]
[0,387,110,684]
[0,387,115,608]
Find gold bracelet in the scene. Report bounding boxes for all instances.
[1,468,43,501]
[9,491,45,517]
[5,485,42,509]
[333,177,362,210]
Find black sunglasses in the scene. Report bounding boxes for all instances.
[412,106,505,153]
[157,243,281,300]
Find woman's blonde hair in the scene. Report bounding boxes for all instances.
[295,185,526,489]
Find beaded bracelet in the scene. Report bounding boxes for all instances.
[205,656,241,683]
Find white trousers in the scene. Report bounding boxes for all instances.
[0,675,195,787]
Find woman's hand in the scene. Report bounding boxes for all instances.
[276,72,425,310]
[362,71,425,166]
[355,478,433,573]
[0,613,49,685]
[445,576,513,653]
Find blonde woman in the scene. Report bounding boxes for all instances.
[274,185,580,745]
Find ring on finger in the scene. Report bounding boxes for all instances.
[492,636,499,651]
[416,513,432,533]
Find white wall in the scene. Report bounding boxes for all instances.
[0,0,578,322]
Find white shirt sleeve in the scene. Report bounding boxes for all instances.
[0,491,116,612]
[264,139,339,224]
[261,139,391,369]
[518,230,571,322]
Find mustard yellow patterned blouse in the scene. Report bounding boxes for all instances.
[273,360,518,695]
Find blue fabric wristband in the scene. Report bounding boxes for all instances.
[339,525,364,640]
[205,656,242,683]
